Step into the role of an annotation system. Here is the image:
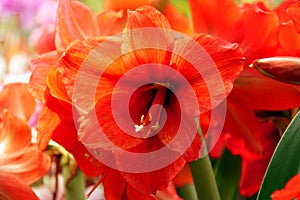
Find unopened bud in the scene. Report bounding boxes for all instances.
[250,56,300,85]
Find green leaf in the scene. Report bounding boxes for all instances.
[257,111,300,200]
[214,149,241,200]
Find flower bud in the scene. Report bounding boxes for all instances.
[250,56,300,85]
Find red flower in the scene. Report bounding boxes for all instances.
[189,0,300,196]
[0,83,51,199]
[271,173,300,200]
[30,1,244,198]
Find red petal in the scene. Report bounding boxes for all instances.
[126,184,157,200]
[240,3,279,62]
[102,169,127,199]
[123,6,173,67]
[52,119,104,177]
[0,110,31,155]
[287,1,300,33]
[120,157,186,194]
[226,122,280,197]
[189,0,242,41]
[0,172,39,200]
[225,99,265,154]
[271,173,300,200]
[79,94,143,151]
[173,164,193,187]
[156,182,183,200]
[172,34,244,113]
[232,70,300,111]
[38,92,104,177]
[55,0,99,51]
[29,51,59,102]
[278,21,300,55]
[0,83,36,121]
[58,37,123,112]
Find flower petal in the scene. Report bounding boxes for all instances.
[58,37,123,112]
[271,173,300,200]
[101,168,127,199]
[232,70,300,111]
[47,69,72,104]
[173,164,193,187]
[29,51,59,102]
[122,6,174,68]
[225,99,265,153]
[38,92,104,177]
[156,182,183,200]
[120,156,186,194]
[0,83,36,121]
[0,172,39,200]
[0,145,51,184]
[97,10,126,36]
[34,25,56,54]
[55,0,99,51]
[0,110,31,155]
[287,1,300,33]
[189,0,242,41]
[79,94,143,151]
[172,34,244,113]
[226,122,280,197]
[240,3,279,63]
[278,21,300,55]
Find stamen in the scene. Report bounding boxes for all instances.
[151,122,159,130]
[149,113,152,122]
[140,115,145,123]
[135,124,144,132]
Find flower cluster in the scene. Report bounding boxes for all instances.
[1,0,300,199]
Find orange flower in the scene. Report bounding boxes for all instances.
[0,83,51,199]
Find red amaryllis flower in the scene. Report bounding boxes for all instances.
[0,83,51,199]
[189,0,300,196]
[51,5,243,197]
[271,173,300,200]
[31,1,244,198]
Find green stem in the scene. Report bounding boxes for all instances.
[190,157,221,200]
[62,156,86,200]
[176,184,198,200]
[190,118,220,200]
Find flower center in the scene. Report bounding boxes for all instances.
[134,83,168,138]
